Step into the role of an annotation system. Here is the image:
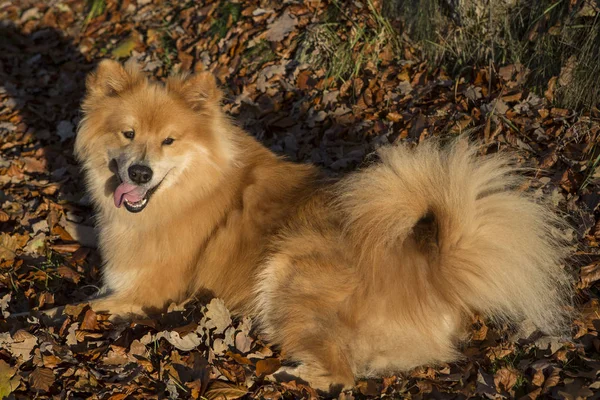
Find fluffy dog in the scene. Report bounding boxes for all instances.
[75,60,572,391]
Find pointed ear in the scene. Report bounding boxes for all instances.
[86,59,143,97]
[167,71,222,110]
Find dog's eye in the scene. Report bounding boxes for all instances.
[162,137,175,146]
[123,130,135,140]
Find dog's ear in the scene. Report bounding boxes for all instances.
[167,71,222,111]
[86,59,143,97]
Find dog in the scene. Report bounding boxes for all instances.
[74,59,572,392]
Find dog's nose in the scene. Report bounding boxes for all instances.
[128,164,153,184]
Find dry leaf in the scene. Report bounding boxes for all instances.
[0,233,19,261]
[205,381,248,400]
[29,367,54,392]
[80,309,99,331]
[205,298,232,334]
[494,367,518,391]
[64,303,87,319]
[57,266,81,283]
[578,262,600,289]
[255,358,281,377]
[0,293,11,318]
[0,360,19,399]
[160,331,202,352]
[111,32,140,58]
[9,330,37,361]
[264,11,297,42]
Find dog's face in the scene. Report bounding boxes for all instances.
[76,60,232,214]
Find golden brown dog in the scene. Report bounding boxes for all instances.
[75,60,572,391]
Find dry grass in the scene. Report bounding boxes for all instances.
[382,0,600,111]
[295,0,400,85]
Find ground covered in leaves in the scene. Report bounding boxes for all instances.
[1,0,600,399]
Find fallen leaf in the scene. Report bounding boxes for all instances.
[255,358,281,377]
[234,331,252,353]
[494,367,518,391]
[0,293,11,318]
[112,32,139,58]
[205,298,232,334]
[160,331,202,352]
[264,11,297,42]
[0,233,19,261]
[205,381,248,400]
[57,266,81,283]
[66,323,79,346]
[64,303,87,319]
[578,262,600,289]
[9,330,37,361]
[29,367,54,393]
[0,360,19,399]
[80,309,99,331]
[23,233,46,255]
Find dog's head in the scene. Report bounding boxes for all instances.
[75,60,234,213]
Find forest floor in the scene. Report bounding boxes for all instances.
[0,0,599,399]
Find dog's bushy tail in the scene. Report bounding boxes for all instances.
[336,138,572,334]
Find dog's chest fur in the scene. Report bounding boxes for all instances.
[97,143,318,313]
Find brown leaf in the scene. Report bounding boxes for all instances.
[29,367,54,392]
[57,266,81,284]
[550,108,571,118]
[297,70,312,90]
[255,358,281,377]
[531,369,545,387]
[204,381,248,400]
[543,368,562,392]
[498,64,517,81]
[577,262,600,289]
[545,77,557,102]
[64,303,88,319]
[0,233,19,261]
[9,330,37,361]
[52,225,74,241]
[41,353,61,369]
[494,367,518,391]
[80,309,99,331]
[22,157,47,173]
[264,11,297,42]
[179,51,194,71]
[386,112,402,122]
[471,316,488,341]
[38,291,54,308]
[501,92,522,103]
[51,243,80,253]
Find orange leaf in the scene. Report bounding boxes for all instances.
[255,358,281,377]
[80,309,99,331]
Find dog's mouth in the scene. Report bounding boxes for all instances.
[114,181,161,213]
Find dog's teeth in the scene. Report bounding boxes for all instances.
[124,198,148,209]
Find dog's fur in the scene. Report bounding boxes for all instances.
[75,60,572,391]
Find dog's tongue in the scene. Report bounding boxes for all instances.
[114,183,145,208]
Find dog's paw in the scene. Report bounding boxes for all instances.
[88,298,147,321]
[273,364,354,395]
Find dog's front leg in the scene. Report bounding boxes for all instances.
[88,296,149,320]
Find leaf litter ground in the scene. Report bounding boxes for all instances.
[1,0,600,399]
